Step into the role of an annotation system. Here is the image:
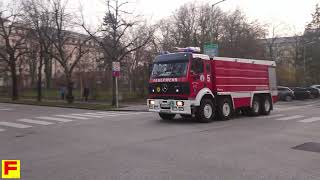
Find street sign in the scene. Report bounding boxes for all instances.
[112,62,120,77]
[204,43,219,57]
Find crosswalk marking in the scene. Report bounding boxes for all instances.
[275,115,304,121]
[298,117,320,123]
[55,115,89,120]
[70,114,104,118]
[258,114,285,118]
[18,119,54,125]
[0,122,32,128]
[36,117,73,122]
[0,108,13,111]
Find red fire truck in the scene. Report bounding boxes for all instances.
[147,47,278,123]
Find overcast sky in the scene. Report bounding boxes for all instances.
[79,0,319,36]
[2,0,319,35]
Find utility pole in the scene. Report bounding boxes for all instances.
[303,41,315,86]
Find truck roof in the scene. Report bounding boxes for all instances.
[155,52,276,67]
[192,54,276,67]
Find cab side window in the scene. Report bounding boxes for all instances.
[191,58,204,74]
[206,63,211,74]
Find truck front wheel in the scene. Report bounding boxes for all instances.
[159,113,176,120]
[196,98,215,123]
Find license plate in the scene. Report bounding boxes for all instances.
[160,103,170,108]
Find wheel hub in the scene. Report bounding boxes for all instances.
[264,99,270,111]
[253,101,260,113]
[222,103,230,116]
[203,104,213,118]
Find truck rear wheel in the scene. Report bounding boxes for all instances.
[217,97,233,120]
[261,96,272,115]
[250,96,261,116]
[196,98,215,123]
[159,113,176,120]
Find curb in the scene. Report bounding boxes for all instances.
[0,101,148,112]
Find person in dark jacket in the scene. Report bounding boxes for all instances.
[60,86,66,100]
[83,87,89,101]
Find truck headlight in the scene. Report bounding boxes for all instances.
[176,101,184,107]
[149,100,155,105]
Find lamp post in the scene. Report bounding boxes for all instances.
[211,0,227,8]
[303,41,316,86]
[210,0,227,44]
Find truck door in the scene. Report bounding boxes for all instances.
[190,58,205,96]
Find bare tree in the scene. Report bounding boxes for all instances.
[82,0,154,106]
[22,0,54,101]
[46,0,91,103]
[0,4,30,100]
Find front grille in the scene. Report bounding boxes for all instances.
[149,82,190,95]
[150,96,188,100]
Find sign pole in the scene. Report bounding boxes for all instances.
[112,61,120,108]
[115,76,119,108]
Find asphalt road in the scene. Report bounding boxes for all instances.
[0,100,320,180]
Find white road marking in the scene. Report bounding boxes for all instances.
[257,114,285,118]
[275,106,302,112]
[275,115,304,121]
[17,119,54,125]
[298,117,320,123]
[0,128,6,132]
[0,122,32,128]
[70,114,104,118]
[0,108,13,111]
[55,115,89,120]
[36,117,73,122]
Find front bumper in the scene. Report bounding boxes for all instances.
[147,99,192,115]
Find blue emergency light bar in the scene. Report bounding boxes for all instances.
[174,47,201,53]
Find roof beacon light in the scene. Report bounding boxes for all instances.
[175,47,201,53]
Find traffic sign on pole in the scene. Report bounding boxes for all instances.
[112,62,120,77]
[204,43,219,57]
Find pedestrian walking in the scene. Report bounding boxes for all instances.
[60,86,66,100]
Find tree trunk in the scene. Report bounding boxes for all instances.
[10,60,18,101]
[44,54,52,89]
[66,74,74,104]
[37,57,43,102]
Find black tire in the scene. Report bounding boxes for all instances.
[250,96,261,116]
[261,96,272,115]
[285,95,293,102]
[180,114,192,119]
[217,97,233,120]
[196,98,215,123]
[159,113,176,120]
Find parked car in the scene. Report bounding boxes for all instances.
[305,87,320,98]
[277,86,294,101]
[292,87,312,100]
[310,85,320,93]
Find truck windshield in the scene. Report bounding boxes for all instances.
[151,61,188,78]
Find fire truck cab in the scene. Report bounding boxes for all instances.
[147,47,277,123]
